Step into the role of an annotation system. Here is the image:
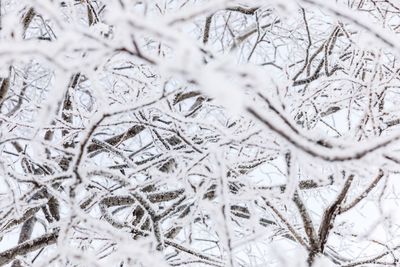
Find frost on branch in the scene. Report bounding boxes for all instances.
[1,0,400,266]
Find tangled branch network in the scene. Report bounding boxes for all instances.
[1,0,400,266]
